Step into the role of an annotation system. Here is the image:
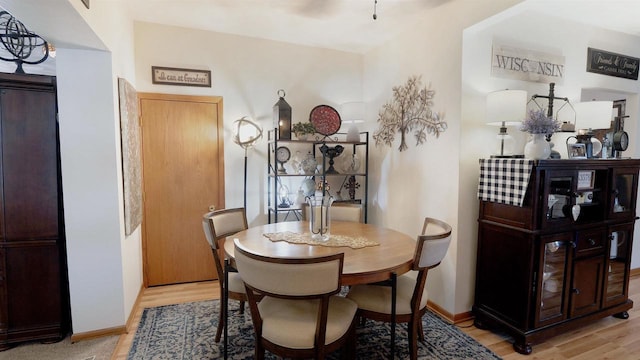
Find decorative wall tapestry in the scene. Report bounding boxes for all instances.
[118,78,143,236]
[373,75,447,152]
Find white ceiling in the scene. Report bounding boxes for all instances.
[124,0,640,54]
[526,0,640,38]
[125,0,453,54]
[2,0,640,75]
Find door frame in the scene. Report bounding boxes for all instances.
[137,92,225,287]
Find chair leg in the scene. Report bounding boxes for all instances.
[239,300,245,314]
[214,301,224,343]
[341,321,357,360]
[418,316,425,342]
[256,341,265,360]
[390,272,397,360]
[408,318,419,360]
[224,260,230,360]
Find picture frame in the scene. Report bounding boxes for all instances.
[568,143,587,159]
[577,170,596,190]
[151,66,212,87]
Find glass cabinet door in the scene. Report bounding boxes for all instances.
[543,169,606,228]
[536,234,571,327]
[609,168,639,220]
[542,171,575,229]
[603,223,633,308]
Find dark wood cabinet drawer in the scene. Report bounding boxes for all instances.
[575,228,605,257]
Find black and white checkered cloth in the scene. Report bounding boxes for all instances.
[477,159,534,207]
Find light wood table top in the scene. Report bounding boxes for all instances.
[223,221,416,285]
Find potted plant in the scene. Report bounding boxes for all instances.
[292,122,316,140]
[520,109,561,159]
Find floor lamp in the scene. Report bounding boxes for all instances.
[233,117,263,210]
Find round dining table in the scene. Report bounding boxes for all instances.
[223,220,416,285]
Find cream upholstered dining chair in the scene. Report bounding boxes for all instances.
[346,217,452,360]
[234,240,358,360]
[301,202,363,223]
[202,208,248,343]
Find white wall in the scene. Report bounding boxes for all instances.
[362,0,522,316]
[133,22,363,226]
[56,49,126,333]
[85,1,142,333]
[461,3,640,314]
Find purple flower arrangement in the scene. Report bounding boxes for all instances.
[520,109,561,134]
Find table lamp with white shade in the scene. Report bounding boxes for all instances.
[486,89,528,158]
[340,101,365,142]
[573,100,613,158]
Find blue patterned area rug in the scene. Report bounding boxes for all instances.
[127,300,501,360]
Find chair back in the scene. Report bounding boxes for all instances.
[413,217,452,270]
[202,208,248,250]
[331,203,363,223]
[234,239,344,298]
[301,202,363,223]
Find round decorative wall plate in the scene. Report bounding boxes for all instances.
[309,105,341,136]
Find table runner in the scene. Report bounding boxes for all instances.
[263,231,379,249]
[477,158,534,206]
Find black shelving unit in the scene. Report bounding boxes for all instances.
[267,129,369,223]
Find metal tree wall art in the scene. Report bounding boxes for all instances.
[373,75,447,151]
[0,11,49,74]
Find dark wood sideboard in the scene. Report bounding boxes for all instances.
[474,158,639,354]
[0,73,70,350]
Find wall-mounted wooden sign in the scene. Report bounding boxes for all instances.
[586,47,639,80]
[491,42,565,84]
[151,66,212,87]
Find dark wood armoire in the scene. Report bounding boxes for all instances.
[0,73,69,350]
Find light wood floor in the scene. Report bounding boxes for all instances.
[111,275,640,359]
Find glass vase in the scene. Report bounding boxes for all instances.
[300,151,318,174]
[524,133,551,160]
[306,194,334,241]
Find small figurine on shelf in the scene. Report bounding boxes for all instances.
[278,185,291,208]
[294,189,306,207]
[345,176,360,200]
[316,179,331,196]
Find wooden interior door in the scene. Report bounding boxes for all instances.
[139,93,225,286]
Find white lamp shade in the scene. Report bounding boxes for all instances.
[486,89,527,126]
[341,101,365,142]
[341,102,365,123]
[574,101,613,130]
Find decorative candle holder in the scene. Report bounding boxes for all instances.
[306,194,334,241]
